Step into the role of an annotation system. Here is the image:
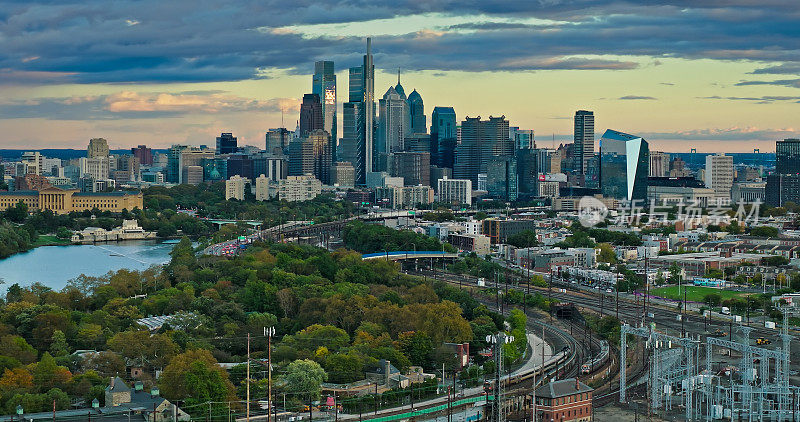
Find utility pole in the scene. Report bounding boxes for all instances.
[266,326,275,422]
[247,333,251,422]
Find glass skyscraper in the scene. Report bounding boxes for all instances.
[312,61,337,161]
[599,129,649,201]
[431,106,456,168]
[574,110,594,174]
[777,138,800,174]
[338,38,374,185]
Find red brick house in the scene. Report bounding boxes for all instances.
[534,378,593,422]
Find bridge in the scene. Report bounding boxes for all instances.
[361,251,459,261]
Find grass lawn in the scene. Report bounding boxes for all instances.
[650,285,747,302]
[33,235,72,246]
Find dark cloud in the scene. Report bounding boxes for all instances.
[736,79,800,88]
[619,95,657,100]
[1,0,799,83]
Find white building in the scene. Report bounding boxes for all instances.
[704,153,734,200]
[279,175,322,202]
[79,157,110,180]
[649,151,670,177]
[438,177,472,206]
[255,174,278,201]
[225,175,247,200]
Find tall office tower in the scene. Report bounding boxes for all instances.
[180,148,215,184]
[573,110,595,174]
[216,133,238,155]
[166,145,189,183]
[430,107,457,168]
[131,145,153,166]
[408,89,426,134]
[306,129,332,185]
[20,151,42,175]
[266,128,292,155]
[252,154,288,181]
[514,129,535,150]
[454,116,511,184]
[341,101,366,184]
[516,149,538,194]
[312,61,337,161]
[704,153,734,200]
[87,138,110,158]
[776,138,800,174]
[377,79,410,170]
[649,151,670,177]
[599,129,649,201]
[299,94,323,139]
[487,156,518,201]
[438,177,472,206]
[364,38,375,173]
[390,151,430,187]
[288,138,315,177]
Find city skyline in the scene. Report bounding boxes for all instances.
[1,1,800,151]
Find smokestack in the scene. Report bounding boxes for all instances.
[575,378,580,391]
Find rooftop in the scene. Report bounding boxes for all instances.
[535,378,593,399]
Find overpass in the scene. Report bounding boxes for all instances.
[361,250,459,261]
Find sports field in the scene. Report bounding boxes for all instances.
[650,285,746,302]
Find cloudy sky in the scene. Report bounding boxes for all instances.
[1,0,799,152]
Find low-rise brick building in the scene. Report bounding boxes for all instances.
[534,378,593,422]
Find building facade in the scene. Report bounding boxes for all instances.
[534,378,593,422]
[313,61,337,160]
[438,177,472,206]
[704,153,734,200]
[299,93,323,139]
[279,175,322,202]
[87,138,110,158]
[573,110,594,175]
[216,133,238,155]
[776,138,800,175]
[0,188,143,214]
[225,175,246,200]
[599,129,649,201]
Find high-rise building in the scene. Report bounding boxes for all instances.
[339,38,374,183]
[573,110,595,174]
[79,157,110,181]
[226,154,254,181]
[704,153,734,200]
[20,152,42,175]
[216,133,238,155]
[516,149,538,195]
[254,174,277,201]
[131,145,153,166]
[377,79,410,170]
[430,107,457,168]
[390,151,430,187]
[299,94,323,139]
[408,89,426,135]
[331,162,355,188]
[514,129,535,150]
[487,156,518,201]
[776,138,800,174]
[266,128,292,155]
[599,129,649,201]
[454,116,511,184]
[252,154,287,182]
[288,138,315,177]
[308,129,332,185]
[649,151,670,177]
[364,38,375,173]
[766,174,800,207]
[438,177,472,206]
[225,175,246,200]
[87,138,110,159]
[313,61,337,162]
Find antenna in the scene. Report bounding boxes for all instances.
[397,68,400,85]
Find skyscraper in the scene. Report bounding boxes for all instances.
[312,61,337,161]
[266,128,292,155]
[574,110,595,174]
[131,145,153,166]
[599,129,649,201]
[408,89,426,134]
[649,151,670,177]
[299,94,323,139]
[704,153,734,200]
[364,38,375,173]
[514,129,535,150]
[776,138,800,174]
[377,81,409,170]
[487,156,518,201]
[288,138,314,177]
[216,133,238,155]
[87,138,109,158]
[390,151,430,187]
[308,129,332,185]
[430,107,457,168]
[454,116,511,184]
[339,38,374,184]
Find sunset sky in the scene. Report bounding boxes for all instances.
[1,1,799,152]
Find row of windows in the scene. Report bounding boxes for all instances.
[542,405,589,421]
[538,393,591,406]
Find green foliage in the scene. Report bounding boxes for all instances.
[284,359,327,402]
[750,225,780,238]
[342,221,456,254]
[505,230,538,248]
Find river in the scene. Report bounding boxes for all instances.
[0,240,177,291]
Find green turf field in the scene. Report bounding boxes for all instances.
[650,285,746,302]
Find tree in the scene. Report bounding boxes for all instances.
[399,331,434,368]
[160,349,235,402]
[506,230,538,248]
[107,331,179,369]
[283,359,326,402]
[49,330,69,357]
[597,243,617,264]
[31,353,72,392]
[750,226,779,238]
[703,293,722,307]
